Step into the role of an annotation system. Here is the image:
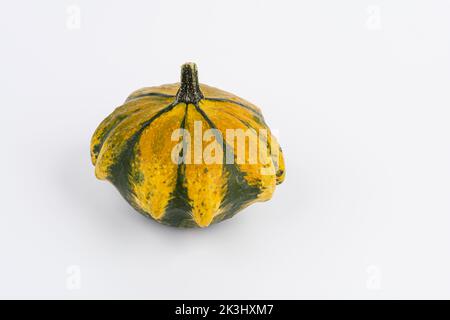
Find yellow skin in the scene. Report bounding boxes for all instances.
[91,64,285,228]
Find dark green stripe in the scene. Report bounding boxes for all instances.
[92,114,127,160]
[161,104,197,228]
[93,96,172,162]
[221,109,283,182]
[108,101,179,219]
[194,104,261,225]
[93,111,138,161]
[126,92,175,102]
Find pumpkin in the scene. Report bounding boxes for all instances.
[91,63,285,228]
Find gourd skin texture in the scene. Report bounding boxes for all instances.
[91,63,285,228]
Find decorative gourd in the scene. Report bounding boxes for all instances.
[91,63,285,228]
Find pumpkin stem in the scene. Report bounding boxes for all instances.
[176,62,204,104]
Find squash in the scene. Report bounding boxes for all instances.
[91,63,285,228]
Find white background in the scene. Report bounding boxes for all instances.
[1,0,449,299]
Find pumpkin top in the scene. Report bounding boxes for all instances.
[175,63,204,104]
